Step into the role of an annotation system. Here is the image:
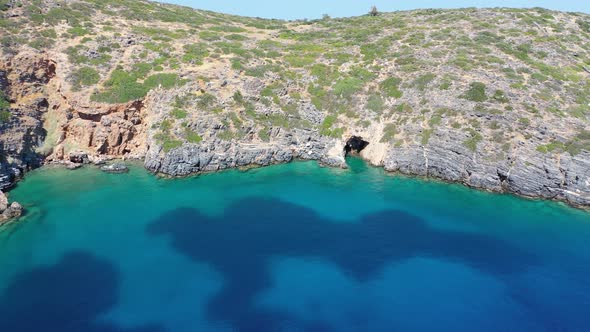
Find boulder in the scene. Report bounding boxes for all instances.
[4,202,22,218]
[0,190,7,211]
[100,163,129,174]
[0,200,23,224]
[69,151,89,164]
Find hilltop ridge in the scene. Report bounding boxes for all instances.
[0,0,589,208]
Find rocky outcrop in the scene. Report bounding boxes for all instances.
[0,190,7,212]
[0,49,148,189]
[100,163,129,173]
[0,190,22,225]
[144,128,346,176]
[0,51,54,190]
[44,98,148,165]
[380,130,590,208]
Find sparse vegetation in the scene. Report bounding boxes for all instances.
[70,67,100,90]
[320,115,344,138]
[464,129,483,152]
[463,82,488,102]
[92,71,186,103]
[184,128,202,143]
[380,123,396,142]
[171,109,187,119]
[0,92,10,124]
[380,77,403,98]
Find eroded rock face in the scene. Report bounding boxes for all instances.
[47,99,148,164]
[382,130,590,207]
[144,127,346,176]
[0,51,52,190]
[0,50,148,189]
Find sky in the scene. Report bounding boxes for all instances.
[164,0,590,20]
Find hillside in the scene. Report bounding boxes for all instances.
[0,0,589,207]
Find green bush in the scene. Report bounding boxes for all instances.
[380,77,403,98]
[232,91,244,104]
[536,141,564,154]
[66,46,111,65]
[0,0,9,11]
[91,71,184,103]
[184,128,202,143]
[518,117,530,126]
[40,28,58,38]
[198,93,217,110]
[182,43,209,64]
[429,115,442,127]
[70,67,100,90]
[199,30,221,41]
[0,92,10,123]
[421,129,433,145]
[154,132,182,152]
[144,73,185,89]
[412,73,436,91]
[333,77,363,98]
[360,41,389,62]
[258,128,270,141]
[577,19,590,33]
[225,34,248,41]
[366,94,384,113]
[171,109,187,119]
[463,82,487,102]
[0,110,9,123]
[464,129,483,152]
[492,89,509,103]
[0,93,9,110]
[380,123,396,142]
[68,26,90,36]
[319,115,344,138]
[29,38,54,50]
[231,59,244,70]
[92,70,147,103]
[536,131,590,156]
[285,54,316,67]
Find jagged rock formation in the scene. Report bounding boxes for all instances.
[0,51,54,189]
[0,190,22,225]
[0,0,589,208]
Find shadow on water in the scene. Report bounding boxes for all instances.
[0,251,165,332]
[147,197,538,331]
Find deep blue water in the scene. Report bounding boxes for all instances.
[1,159,590,331]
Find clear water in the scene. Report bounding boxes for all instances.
[1,158,590,332]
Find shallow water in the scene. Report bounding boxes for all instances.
[1,158,589,332]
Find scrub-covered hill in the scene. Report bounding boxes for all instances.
[0,0,589,207]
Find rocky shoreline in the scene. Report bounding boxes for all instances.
[1,3,589,217]
[0,140,588,227]
[142,136,590,210]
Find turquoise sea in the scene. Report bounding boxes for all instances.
[1,158,590,332]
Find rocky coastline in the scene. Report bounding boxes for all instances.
[0,2,589,218]
[142,136,590,210]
